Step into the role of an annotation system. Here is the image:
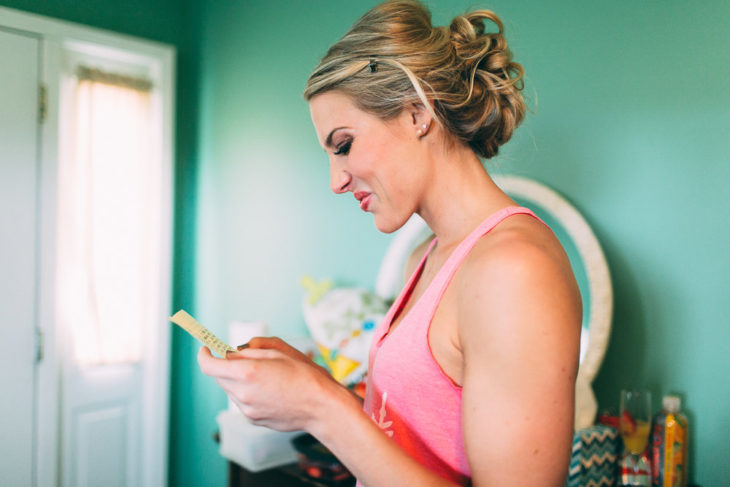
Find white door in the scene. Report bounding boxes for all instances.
[0,26,40,487]
[54,47,172,487]
[0,10,173,487]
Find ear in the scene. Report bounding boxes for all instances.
[406,102,434,138]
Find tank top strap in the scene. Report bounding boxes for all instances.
[420,206,541,313]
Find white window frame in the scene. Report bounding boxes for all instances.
[0,7,175,487]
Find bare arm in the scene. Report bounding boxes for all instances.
[459,236,581,486]
[311,388,461,487]
[199,337,460,487]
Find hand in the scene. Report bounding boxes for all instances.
[198,337,345,432]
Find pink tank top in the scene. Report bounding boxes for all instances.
[360,206,540,485]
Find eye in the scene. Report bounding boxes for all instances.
[334,139,352,156]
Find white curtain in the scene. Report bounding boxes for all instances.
[57,73,158,366]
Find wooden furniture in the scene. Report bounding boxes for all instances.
[228,461,355,487]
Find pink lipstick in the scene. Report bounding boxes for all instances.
[354,191,372,211]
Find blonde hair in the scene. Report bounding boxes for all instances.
[303,0,526,159]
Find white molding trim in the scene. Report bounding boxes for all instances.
[0,6,174,56]
[0,7,175,487]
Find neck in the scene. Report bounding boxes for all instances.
[416,143,514,250]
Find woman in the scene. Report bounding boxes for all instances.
[198,1,582,485]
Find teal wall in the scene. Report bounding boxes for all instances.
[2,1,728,486]
[195,1,729,486]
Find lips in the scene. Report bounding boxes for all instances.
[354,191,372,211]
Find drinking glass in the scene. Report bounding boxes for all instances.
[619,389,652,486]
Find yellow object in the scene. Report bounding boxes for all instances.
[663,413,688,487]
[651,395,689,487]
[622,420,651,454]
[317,344,361,383]
[170,310,235,358]
[300,276,333,305]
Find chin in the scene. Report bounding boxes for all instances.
[373,213,409,234]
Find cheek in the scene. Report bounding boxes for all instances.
[381,158,418,203]
[351,128,396,178]
[349,154,375,180]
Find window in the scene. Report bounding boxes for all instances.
[57,55,165,366]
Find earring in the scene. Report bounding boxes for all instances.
[416,128,423,136]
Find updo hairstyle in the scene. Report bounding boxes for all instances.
[303,0,526,159]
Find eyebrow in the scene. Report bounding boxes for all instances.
[324,127,348,149]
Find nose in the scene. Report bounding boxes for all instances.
[329,159,351,194]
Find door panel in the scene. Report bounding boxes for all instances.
[61,364,142,487]
[73,404,129,487]
[0,26,40,487]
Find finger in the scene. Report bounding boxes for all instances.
[226,348,249,359]
[198,346,244,378]
[198,345,215,363]
[248,337,309,361]
[219,384,249,412]
[227,393,246,412]
[248,336,287,350]
[236,347,285,360]
[215,377,243,398]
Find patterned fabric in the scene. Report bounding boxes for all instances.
[567,425,621,487]
[360,207,541,486]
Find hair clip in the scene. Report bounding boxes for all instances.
[369,58,378,73]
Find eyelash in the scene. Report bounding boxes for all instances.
[334,140,352,156]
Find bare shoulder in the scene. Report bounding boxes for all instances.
[468,213,570,272]
[457,214,583,484]
[456,213,582,345]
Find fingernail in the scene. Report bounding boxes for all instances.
[236,343,250,351]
